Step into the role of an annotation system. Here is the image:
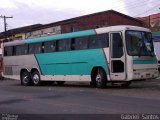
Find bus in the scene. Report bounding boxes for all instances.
[3,25,159,88]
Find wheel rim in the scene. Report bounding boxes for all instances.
[23,75,29,84]
[33,74,40,84]
[96,74,101,86]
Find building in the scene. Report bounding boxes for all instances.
[26,10,143,39]
[137,12,160,32]
[0,24,42,42]
[0,10,143,42]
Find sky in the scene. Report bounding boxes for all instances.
[0,0,160,32]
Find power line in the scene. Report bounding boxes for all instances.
[112,0,158,14]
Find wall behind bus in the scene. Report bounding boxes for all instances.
[60,10,143,33]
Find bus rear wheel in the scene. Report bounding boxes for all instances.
[31,71,41,86]
[21,71,31,86]
[92,68,107,88]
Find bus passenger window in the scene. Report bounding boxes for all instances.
[44,41,56,53]
[89,33,109,49]
[15,44,28,55]
[29,43,42,54]
[65,39,71,51]
[57,39,71,52]
[57,40,66,52]
[75,37,88,50]
[4,46,13,56]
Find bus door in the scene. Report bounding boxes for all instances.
[109,32,126,80]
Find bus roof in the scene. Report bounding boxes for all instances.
[4,25,150,46]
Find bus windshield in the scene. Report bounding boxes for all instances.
[126,31,154,56]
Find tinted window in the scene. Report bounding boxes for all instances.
[4,46,13,56]
[75,37,88,50]
[15,44,28,55]
[111,33,123,58]
[44,41,56,53]
[89,34,109,49]
[57,39,71,52]
[29,43,42,54]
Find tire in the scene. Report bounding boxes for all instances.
[31,71,41,86]
[92,68,107,88]
[56,81,65,85]
[21,71,31,86]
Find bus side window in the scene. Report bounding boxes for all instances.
[89,33,109,49]
[57,39,71,52]
[75,36,89,50]
[4,46,13,56]
[57,40,66,52]
[15,44,28,55]
[29,43,42,54]
[44,41,56,53]
[65,39,71,51]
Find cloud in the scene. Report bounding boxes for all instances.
[0,0,82,31]
[0,0,17,8]
[124,0,160,17]
[0,0,139,32]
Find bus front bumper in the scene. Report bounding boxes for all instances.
[132,68,159,80]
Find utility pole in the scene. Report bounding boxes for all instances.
[0,15,13,40]
[0,16,13,79]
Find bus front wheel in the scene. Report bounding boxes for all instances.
[92,68,107,88]
[21,71,31,86]
[31,71,41,86]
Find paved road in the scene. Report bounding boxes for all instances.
[0,79,160,119]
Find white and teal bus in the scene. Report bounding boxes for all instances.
[3,25,159,88]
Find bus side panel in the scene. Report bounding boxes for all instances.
[35,49,109,81]
[4,55,40,80]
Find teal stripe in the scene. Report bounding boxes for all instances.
[152,32,160,36]
[133,60,157,64]
[35,49,109,75]
[24,30,96,44]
